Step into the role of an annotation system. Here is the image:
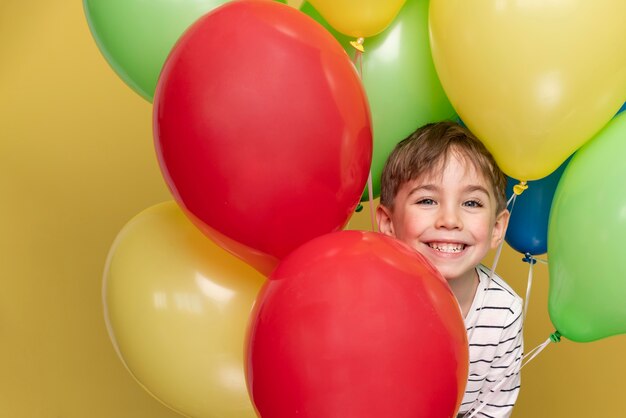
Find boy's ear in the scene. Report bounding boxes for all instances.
[376,205,396,237]
[490,209,510,249]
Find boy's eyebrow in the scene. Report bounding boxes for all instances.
[463,185,491,196]
[406,184,439,197]
[407,184,491,196]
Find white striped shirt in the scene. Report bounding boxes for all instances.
[458,265,524,418]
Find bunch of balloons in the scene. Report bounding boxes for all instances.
[85,0,626,416]
[89,0,469,417]
[503,110,626,343]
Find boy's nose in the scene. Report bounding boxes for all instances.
[435,205,463,230]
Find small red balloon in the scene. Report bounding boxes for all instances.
[246,231,468,418]
[153,0,372,275]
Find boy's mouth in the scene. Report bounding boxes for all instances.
[427,242,466,253]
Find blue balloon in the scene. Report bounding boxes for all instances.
[505,157,570,255]
[616,101,626,116]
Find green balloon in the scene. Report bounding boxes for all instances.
[548,112,626,342]
[84,0,286,101]
[301,0,457,200]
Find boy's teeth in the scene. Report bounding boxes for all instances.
[428,243,465,253]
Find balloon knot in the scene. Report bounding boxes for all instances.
[355,203,364,213]
[513,181,528,196]
[350,37,365,53]
[550,331,562,343]
[522,253,537,264]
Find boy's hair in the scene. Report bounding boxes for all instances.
[380,121,507,213]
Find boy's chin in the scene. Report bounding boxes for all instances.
[435,265,477,284]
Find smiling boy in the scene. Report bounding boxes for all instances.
[376,121,524,417]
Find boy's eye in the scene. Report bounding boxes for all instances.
[416,198,436,205]
[463,200,483,208]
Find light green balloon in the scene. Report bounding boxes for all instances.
[84,0,286,101]
[301,0,457,200]
[548,112,626,342]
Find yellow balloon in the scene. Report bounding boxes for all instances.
[430,0,626,181]
[103,201,265,418]
[308,0,406,38]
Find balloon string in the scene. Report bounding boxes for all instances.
[465,236,506,347]
[486,185,520,285]
[466,188,513,363]
[367,170,376,231]
[507,191,517,212]
[520,254,546,320]
[464,333,558,418]
[523,256,534,321]
[351,46,363,76]
[350,38,371,229]
[501,180,525,278]
[489,239,504,280]
[464,184,547,418]
[487,184,516,279]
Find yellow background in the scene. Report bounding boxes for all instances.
[1,1,624,417]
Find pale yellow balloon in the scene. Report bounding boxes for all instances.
[430,0,626,181]
[103,201,265,418]
[308,0,406,38]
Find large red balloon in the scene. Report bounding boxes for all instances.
[153,0,372,275]
[246,231,468,418]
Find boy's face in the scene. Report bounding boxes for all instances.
[377,153,509,283]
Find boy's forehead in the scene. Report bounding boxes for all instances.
[410,153,495,194]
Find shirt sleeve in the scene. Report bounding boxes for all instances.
[468,298,524,418]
